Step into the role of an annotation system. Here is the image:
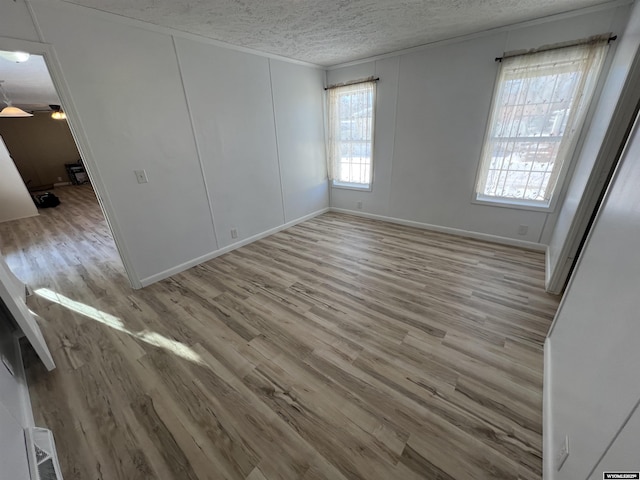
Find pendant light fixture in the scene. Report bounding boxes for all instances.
[0,51,30,63]
[50,105,66,120]
[0,81,33,118]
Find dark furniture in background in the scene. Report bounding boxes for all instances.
[65,162,89,185]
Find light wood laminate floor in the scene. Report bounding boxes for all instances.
[0,185,560,480]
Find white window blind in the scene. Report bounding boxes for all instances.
[327,81,376,188]
[476,38,609,207]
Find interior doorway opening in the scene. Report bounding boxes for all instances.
[0,47,131,297]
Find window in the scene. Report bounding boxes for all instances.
[327,80,376,189]
[475,38,609,208]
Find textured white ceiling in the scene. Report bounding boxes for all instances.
[61,0,611,66]
[0,53,60,112]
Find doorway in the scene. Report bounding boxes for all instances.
[0,39,137,291]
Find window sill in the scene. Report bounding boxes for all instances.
[472,194,555,213]
[332,181,372,192]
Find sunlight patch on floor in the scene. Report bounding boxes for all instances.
[34,288,203,365]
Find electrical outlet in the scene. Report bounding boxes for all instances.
[230,228,238,239]
[556,435,569,471]
[134,170,148,184]
[57,176,62,182]
[357,201,363,210]
[517,224,528,235]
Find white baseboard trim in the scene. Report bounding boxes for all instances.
[53,182,71,187]
[139,207,330,287]
[543,338,553,480]
[0,212,39,223]
[329,208,547,252]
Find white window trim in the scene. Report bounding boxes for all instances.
[472,193,558,212]
[332,180,373,191]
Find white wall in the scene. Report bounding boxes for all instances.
[175,38,284,248]
[173,41,327,247]
[0,136,38,223]
[544,111,640,478]
[0,0,39,42]
[0,0,327,286]
[270,60,328,222]
[327,4,631,246]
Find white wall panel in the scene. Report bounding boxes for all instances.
[175,37,285,248]
[270,60,327,222]
[505,6,623,52]
[0,0,40,42]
